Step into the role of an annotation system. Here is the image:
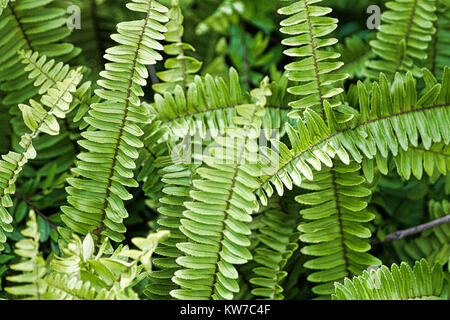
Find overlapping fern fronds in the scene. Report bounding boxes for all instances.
[170,79,272,300]
[0,69,82,251]
[0,0,79,106]
[248,196,300,299]
[144,163,198,299]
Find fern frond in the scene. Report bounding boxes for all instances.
[18,50,74,95]
[41,273,117,300]
[256,68,450,201]
[332,259,445,300]
[144,163,197,299]
[0,0,79,106]
[61,0,169,243]
[152,0,203,95]
[137,70,291,205]
[365,0,437,79]
[5,211,47,299]
[136,114,169,204]
[17,49,101,131]
[278,0,348,118]
[0,70,82,251]
[295,161,381,295]
[248,197,300,299]
[170,79,272,300]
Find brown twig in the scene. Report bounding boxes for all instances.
[372,214,450,244]
[14,191,58,230]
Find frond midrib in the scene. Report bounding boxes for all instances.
[304,0,325,115]
[330,168,350,277]
[158,104,290,123]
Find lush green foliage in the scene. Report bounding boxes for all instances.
[0,0,449,300]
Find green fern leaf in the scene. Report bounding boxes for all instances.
[144,163,198,299]
[365,0,438,79]
[296,161,381,295]
[61,0,169,243]
[393,200,450,267]
[5,210,47,299]
[278,0,349,118]
[152,0,203,94]
[248,196,300,299]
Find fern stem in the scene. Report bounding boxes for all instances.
[14,191,58,230]
[161,104,290,123]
